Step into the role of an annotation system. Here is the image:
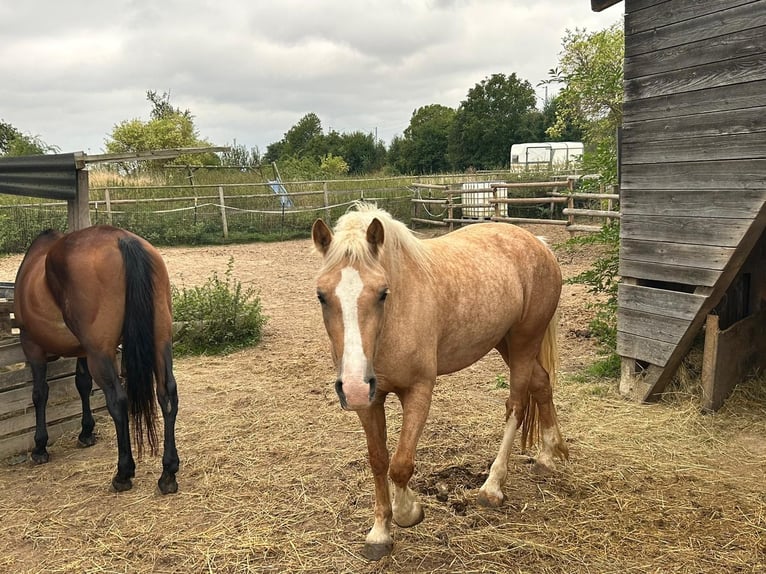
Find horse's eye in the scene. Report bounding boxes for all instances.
[317,292,327,305]
[379,288,389,302]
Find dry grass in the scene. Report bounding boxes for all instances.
[0,232,764,573]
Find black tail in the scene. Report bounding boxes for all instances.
[118,237,158,457]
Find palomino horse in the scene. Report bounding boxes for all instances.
[14,225,179,494]
[312,204,568,560]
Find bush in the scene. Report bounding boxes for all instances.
[565,222,620,352]
[171,258,267,355]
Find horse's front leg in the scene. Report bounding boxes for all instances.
[74,357,96,448]
[89,353,135,492]
[356,401,393,561]
[390,383,433,528]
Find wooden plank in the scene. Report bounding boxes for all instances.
[0,392,106,438]
[411,217,447,227]
[0,417,82,460]
[0,374,85,418]
[701,309,766,411]
[623,79,766,122]
[619,258,722,287]
[617,307,689,344]
[625,53,766,101]
[620,159,766,191]
[626,1,766,56]
[617,331,676,367]
[619,239,735,270]
[0,341,26,367]
[622,116,766,153]
[562,208,620,218]
[618,283,708,321]
[0,358,78,392]
[619,359,663,402]
[620,188,766,218]
[490,216,568,226]
[626,25,766,79]
[620,214,752,246]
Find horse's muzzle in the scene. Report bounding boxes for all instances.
[335,377,376,410]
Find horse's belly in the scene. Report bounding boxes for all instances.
[23,317,83,357]
[435,322,509,375]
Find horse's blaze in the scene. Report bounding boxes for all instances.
[335,267,374,409]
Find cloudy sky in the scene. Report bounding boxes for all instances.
[0,1,621,156]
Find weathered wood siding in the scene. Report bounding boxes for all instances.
[617,0,766,371]
[0,295,106,459]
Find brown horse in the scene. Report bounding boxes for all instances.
[13,225,179,494]
[312,204,568,560]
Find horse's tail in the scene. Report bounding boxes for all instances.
[521,306,559,452]
[118,237,159,457]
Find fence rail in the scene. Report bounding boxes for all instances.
[410,179,619,232]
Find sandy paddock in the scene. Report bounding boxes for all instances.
[0,225,764,573]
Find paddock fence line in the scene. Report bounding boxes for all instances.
[410,177,620,233]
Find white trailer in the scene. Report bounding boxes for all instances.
[510,141,583,171]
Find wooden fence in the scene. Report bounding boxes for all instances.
[410,179,620,232]
[0,284,106,460]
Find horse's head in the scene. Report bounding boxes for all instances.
[312,216,389,410]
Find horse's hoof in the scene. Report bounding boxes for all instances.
[362,541,393,561]
[112,475,133,492]
[157,473,178,495]
[77,435,96,448]
[393,504,425,528]
[531,460,556,477]
[30,451,49,465]
[477,488,504,507]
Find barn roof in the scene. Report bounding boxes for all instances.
[591,0,622,11]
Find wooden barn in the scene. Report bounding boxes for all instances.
[592,0,766,409]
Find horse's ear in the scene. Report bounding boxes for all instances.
[312,219,333,255]
[366,218,385,256]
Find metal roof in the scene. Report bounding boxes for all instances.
[0,153,78,200]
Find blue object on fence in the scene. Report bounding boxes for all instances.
[269,180,293,208]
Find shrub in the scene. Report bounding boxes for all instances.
[565,222,620,352]
[171,258,267,355]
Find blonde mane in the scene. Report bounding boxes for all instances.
[319,203,433,274]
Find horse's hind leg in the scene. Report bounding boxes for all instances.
[89,352,136,492]
[477,346,532,507]
[28,359,51,464]
[528,360,568,474]
[155,341,179,494]
[75,357,96,448]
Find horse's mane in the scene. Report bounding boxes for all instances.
[320,202,432,274]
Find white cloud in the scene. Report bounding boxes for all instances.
[0,0,621,155]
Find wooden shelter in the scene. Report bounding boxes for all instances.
[593,0,766,409]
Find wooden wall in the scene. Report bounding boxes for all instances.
[0,291,106,459]
[616,0,766,399]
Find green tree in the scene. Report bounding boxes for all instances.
[105,91,218,173]
[397,104,455,174]
[265,113,325,163]
[546,24,624,148]
[0,120,58,156]
[448,73,538,170]
[337,131,386,175]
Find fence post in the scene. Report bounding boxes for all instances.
[218,186,229,239]
[323,181,331,225]
[447,190,454,232]
[105,187,113,226]
[493,185,501,220]
[67,168,91,231]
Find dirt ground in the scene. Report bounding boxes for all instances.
[0,224,764,573]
